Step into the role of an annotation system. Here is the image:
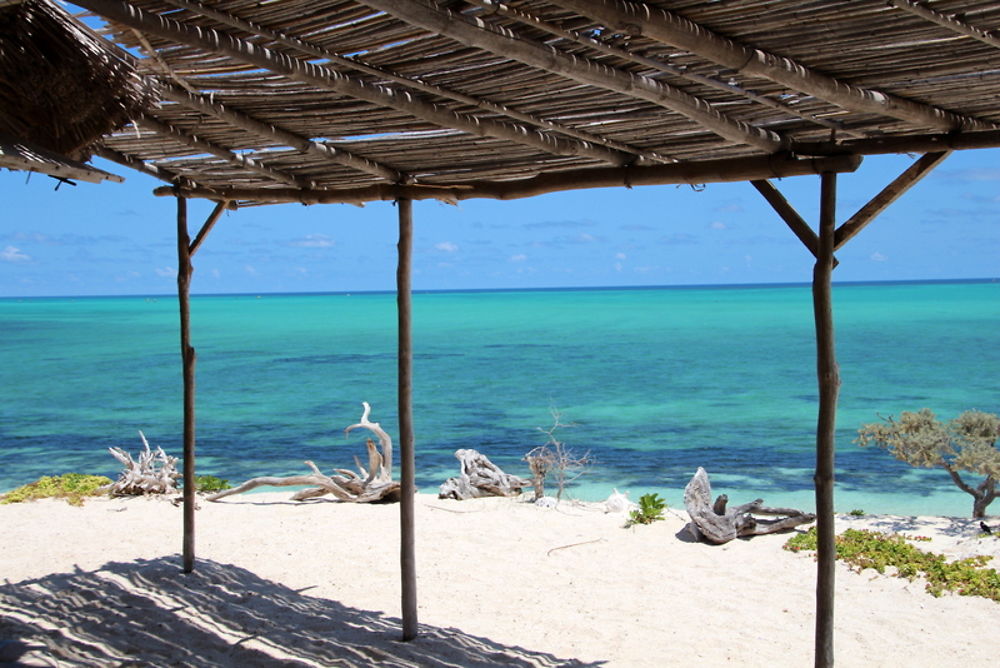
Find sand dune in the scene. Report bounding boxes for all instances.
[1,493,998,666]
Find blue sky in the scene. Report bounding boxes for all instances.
[1,149,998,297]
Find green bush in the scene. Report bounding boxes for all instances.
[0,474,112,506]
[194,475,231,493]
[625,493,666,527]
[848,509,865,517]
[785,527,1000,602]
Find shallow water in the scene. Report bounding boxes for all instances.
[1,280,997,516]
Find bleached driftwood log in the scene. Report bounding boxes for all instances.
[102,431,179,495]
[683,467,815,544]
[208,402,401,503]
[439,448,530,500]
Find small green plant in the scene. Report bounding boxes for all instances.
[192,475,231,493]
[848,508,865,517]
[0,474,112,506]
[784,527,1000,602]
[625,492,666,528]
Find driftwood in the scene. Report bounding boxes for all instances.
[208,402,400,503]
[683,467,815,544]
[102,431,179,495]
[439,449,530,500]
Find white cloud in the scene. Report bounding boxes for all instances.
[1,245,30,262]
[292,234,334,248]
[614,262,623,272]
[615,252,627,260]
[509,253,527,262]
[870,251,888,262]
[434,241,459,252]
[154,266,174,277]
[710,221,727,230]
[578,233,596,242]
[211,268,221,279]
[244,264,258,275]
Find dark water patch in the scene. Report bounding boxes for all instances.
[272,353,395,365]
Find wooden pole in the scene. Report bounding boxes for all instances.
[176,194,197,574]
[812,172,840,668]
[396,197,418,640]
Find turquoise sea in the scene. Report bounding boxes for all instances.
[1,280,997,516]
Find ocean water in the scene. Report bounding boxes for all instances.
[1,280,997,517]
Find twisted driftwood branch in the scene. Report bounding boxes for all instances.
[102,431,179,495]
[439,448,530,500]
[208,402,400,503]
[683,467,815,544]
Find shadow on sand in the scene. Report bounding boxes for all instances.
[842,514,987,539]
[0,556,602,667]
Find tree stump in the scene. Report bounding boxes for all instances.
[683,467,815,544]
[208,402,401,503]
[439,449,530,500]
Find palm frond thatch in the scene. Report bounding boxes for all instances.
[0,0,154,160]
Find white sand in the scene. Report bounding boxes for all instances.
[1,493,998,667]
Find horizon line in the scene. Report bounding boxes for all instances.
[1,276,997,301]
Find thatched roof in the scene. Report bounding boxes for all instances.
[0,0,154,161]
[54,0,1000,204]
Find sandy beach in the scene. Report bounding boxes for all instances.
[1,492,998,667]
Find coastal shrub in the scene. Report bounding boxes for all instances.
[848,509,865,517]
[0,473,112,506]
[185,475,231,493]
[625,493,666,527]
[855,409,1000,518]
[784,527,1000,602]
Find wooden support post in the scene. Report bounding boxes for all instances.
[751,179,839,268]
[751,179,820,259]
[189,200,230,256]
[812,172,840,668]
[397,197,418,641]
[834,151,950,250]
[176,193,197,574]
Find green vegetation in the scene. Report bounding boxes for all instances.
[0,474,112,506]
[848,509,865,517]
[785,527,1000,602]
[625,492,666,528]
[192,475,231,493]
[856,409,1000,518]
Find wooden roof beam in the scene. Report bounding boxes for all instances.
[553,0,996,132]
[152,153,862,205]
[890,0,1000,49]
[136,114,314,189]
[362,0,785,152]
[470,0,862,138]
[160,85,405,182]
[75,0,630,166]
[792,128,1000,156]
[160,0,664,165]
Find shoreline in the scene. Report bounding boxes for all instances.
[2,492,998,666]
